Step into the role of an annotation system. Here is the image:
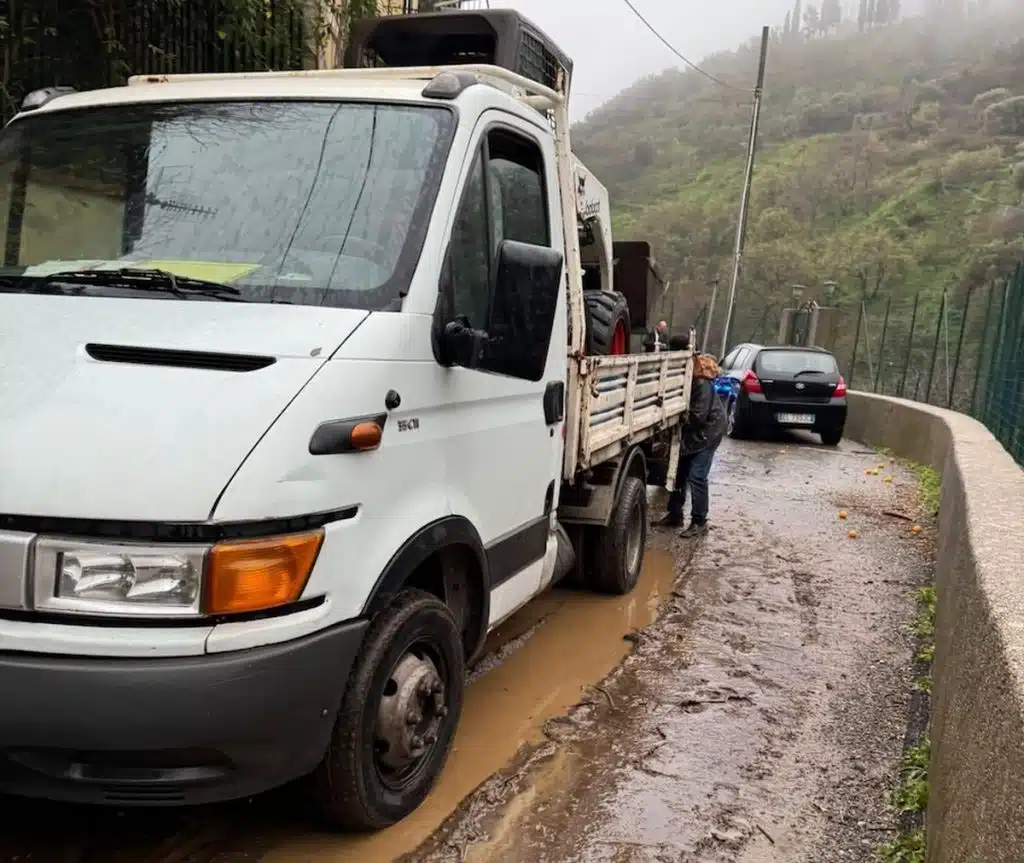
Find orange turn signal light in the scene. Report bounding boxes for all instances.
[349,421,383,451]
[205,530,324,615]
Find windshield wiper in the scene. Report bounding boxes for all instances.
[793,368,827,377]
[37,268,244,301]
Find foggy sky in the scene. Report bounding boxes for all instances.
[497,0,930,120]
[499,0,795,119]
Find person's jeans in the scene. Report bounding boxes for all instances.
[666,440,720,525]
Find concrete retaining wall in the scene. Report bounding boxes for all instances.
[846,392,1024,863]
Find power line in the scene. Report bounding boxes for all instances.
[619,0,750,92]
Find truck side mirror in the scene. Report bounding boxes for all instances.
[432,240,563,382]
[477,240,562,382]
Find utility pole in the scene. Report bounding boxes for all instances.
[701,278,719,352]
[719,25,770,358]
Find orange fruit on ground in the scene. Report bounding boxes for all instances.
[912,525,922,535]
[848,530,858,539]
[839,510,848,519]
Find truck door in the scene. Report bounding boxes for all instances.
[439,112,566,626]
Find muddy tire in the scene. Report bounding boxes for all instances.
[311,589,464,831]
[587,475,648,595]
[585,290,631,356]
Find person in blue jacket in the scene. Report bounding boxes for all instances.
[655,351,728,536]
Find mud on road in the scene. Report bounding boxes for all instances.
[416,435,935,863]
[0,434,934,862]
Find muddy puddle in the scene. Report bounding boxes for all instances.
[264,549,679,862]
[0,548,681,863]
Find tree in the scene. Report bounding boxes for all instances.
[784,10,792,35]
[792,0,803,35]
[803,3,821,37]
[877,0,891,24]
[858,0,868,30]
[821,0,843,31]
[890,0,902,21]
[867,0,877,26]
[843,228,913,301]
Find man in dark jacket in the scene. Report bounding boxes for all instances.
[655,353,728,536]
[642,320,668,352]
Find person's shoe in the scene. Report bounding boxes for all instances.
[653,512,683,528]
[679,520,709,539]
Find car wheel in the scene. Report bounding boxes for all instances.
[311,589,464,831]
[726,399,738,437]
[587,475,647,595]
[729,400,750,439]
[820,427,843,446]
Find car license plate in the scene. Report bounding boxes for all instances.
[776,412,815,425]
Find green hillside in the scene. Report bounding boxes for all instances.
[573,5,1024,337]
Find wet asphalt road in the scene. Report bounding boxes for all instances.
[0,432,934,862]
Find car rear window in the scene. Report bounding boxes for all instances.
[756,350,838,375]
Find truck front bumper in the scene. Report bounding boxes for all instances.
[0,619,368,806]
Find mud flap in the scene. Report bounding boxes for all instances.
[665,433,681,492]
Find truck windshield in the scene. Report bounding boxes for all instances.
[0,100,454,309]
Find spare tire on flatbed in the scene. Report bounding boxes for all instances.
[584,290,631,356]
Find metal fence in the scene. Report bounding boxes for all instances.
[0,0,309,123]
[838,265,1024,466]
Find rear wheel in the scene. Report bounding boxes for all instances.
[729,399,751,439]
[586,475,647,595]
[820,427,843,446]
[312,589,464,831]
[584,290,632,356]
[725,398,738,437]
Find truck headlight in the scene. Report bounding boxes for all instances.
[32,531,324,617]
[34,540,206,615]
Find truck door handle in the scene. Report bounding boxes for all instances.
[543,381,565,425]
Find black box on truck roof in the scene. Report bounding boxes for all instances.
[343,10,573,94]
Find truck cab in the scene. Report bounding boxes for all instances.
[0,10,691,829]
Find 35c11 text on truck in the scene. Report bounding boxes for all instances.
[0,10,694,830]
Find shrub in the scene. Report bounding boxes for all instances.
[983,96,1024,136]
[1013,162,1024,194]
[973,87,1012,112]
[914,101,941,128]
[941,147,1005,186]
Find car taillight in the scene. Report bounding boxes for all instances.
[742,370,762,393]
[834,375,847,398]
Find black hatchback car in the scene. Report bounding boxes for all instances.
[719,344,847,445]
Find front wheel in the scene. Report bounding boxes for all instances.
[311,589,465,831]
[586,475,648,595]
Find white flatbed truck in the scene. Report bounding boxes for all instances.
[0,9,692,829]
